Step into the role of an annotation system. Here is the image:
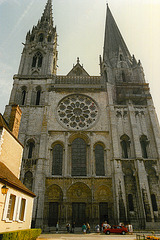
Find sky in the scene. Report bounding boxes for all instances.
[0,0,160,121]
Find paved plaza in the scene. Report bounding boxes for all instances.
[37,233,138,240]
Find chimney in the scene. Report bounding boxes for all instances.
[9,105,22,138]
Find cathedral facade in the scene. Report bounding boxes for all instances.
[4,0,160,230]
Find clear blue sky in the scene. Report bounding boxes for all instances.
[0,0,160,121]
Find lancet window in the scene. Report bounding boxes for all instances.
[52,144,63,176]
[32,52,43,68]
[140,135,148,158]
[71,138,87,176]
[120,134,130,158]
[95,144,105,176]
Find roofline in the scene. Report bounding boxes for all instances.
[0,178,36,198]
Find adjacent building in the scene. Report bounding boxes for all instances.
[4,0,160,230]
[0,105,35,232]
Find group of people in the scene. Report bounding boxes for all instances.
[55,221,133,234]
[82,223,91,233]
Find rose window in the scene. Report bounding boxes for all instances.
[57,94,99,130]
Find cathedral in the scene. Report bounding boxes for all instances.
[4,0,160,230]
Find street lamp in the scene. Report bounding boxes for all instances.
[1,184,9,195]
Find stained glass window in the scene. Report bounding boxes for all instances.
[72,138,86,176]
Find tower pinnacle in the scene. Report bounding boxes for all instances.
[40,0,53,27]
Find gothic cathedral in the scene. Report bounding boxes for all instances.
[4,0,160,230]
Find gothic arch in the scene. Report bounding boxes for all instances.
[46,184,63,202]
[68,132,90,145]
[51,141,64,149]
[67,182,92,203]
[94,185,112,202]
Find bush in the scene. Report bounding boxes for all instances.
[0,229,41,240]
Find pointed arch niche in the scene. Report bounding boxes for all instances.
[120,134,130,158]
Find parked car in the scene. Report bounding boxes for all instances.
[103,225,128,235]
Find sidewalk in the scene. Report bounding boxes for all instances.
[37,233,137,240]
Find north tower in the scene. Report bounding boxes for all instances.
[4,0,160,230]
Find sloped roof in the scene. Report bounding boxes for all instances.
[0,162,35,197]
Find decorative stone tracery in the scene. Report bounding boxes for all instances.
[57,94,99,130]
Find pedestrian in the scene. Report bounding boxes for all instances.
[71,221,75,233]
[86,222,90,233]
[95,224,100,233]
[127,224,133,234]
[66,223,70,233]
[82,223,87,233]
[56,221,59,233]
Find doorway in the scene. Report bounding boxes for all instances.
[48,202,58,227]
[72,203,86,226]
[99,202,108,224]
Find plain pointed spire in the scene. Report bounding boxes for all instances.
[103,5,131,64]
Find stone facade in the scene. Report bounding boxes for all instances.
[4,0,160,230]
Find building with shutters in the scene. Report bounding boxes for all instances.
[0,105,35,232]
[3,0,160,230]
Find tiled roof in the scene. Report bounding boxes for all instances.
[0,162,35,197]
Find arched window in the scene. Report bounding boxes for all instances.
[38,33,44,42]
[151,194,158,211]
[140,135,148,158]
[28,141,35,159]
[128,194,134,211]
[122,71,126,82]
[120,54,123,61]
[52,144,63,176]
[47,35,52,42]
[36,87,41,105]
[21,89,26,105]
[95,144,105,176]
[23,171,33,191]
[72,138,86,176]
[30,35,35,42]
[120,134,130,158]
[32,52,43,68]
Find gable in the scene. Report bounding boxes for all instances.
[67,60,90,77]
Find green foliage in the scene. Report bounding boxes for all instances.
[0,229,41,240]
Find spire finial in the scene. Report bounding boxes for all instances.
[77,57,80,64]
[40,0,53,26]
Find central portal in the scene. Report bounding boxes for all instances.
[72,203,86,226]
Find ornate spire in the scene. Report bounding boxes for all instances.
[40,0,53,26]
[103,5,131,65]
